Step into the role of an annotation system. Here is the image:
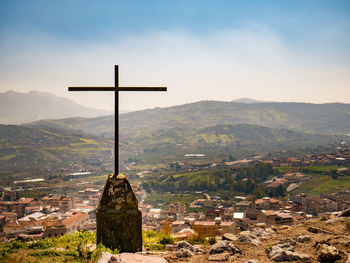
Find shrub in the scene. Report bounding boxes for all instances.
[159,234,174,245]
[28,239,56,249]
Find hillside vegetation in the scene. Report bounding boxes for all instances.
[30,101,350,137]
[0,124,113,174]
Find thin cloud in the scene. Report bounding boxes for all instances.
[0,27,349,111]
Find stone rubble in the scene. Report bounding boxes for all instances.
[208,240,241,255]
[316,244,342,263]
[175,248,194,258]
[268,239,311,262]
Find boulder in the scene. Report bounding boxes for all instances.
[209,240,241,255]
[176,240,194,252]
[297,235,311,243]
[237,234,261,245]
[269,247,310,262]
[222,233,236,242]
[175,248,194,258]
[268,240,310,262]
[316,244,342,263]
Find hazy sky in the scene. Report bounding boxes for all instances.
[1,0,349,111]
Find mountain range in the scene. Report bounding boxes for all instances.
[0,91,348,172]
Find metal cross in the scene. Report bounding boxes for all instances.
[68,65,167,174]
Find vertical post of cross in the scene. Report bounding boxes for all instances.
[115,65,119,174]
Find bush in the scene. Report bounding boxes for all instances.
[159,234,174,245]
[0,240,28,258]
[208,237,216,245]
[28,239,56,249]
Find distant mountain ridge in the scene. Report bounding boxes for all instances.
[0,90,112,124]
[232,98,264,103]
[28,100,350,138]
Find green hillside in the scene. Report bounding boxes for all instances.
[0,124,113,174]
[29,101,350,138]
[119,123,337,162]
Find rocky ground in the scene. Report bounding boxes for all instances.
[99,211,350,263]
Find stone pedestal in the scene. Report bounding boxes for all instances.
[96,174,142,252]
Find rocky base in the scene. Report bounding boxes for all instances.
[96,174,142,252]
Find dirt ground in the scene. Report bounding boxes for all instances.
[156,218,350,263]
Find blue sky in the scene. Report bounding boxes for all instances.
[1,0,349,110]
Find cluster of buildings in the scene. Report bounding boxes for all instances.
[165,149,350,173]
[271,148,350,167]
[0,181,147,242]
[140,189,350,240]
[0,187,102,241]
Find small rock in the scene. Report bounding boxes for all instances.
[193,244,205,254]
[308,226,334,235]
[237,235,261,245]
[276,239,296,249]
[207,252,230,261]
[175,248,194,258]
[279,225,290,230]
[256,223,267,228]
[250,227,274,240]
[346,254,350,263]
[297,235,311,243]
[209,240,241,255]
[82,243,96,253]
[222,233,236,242]
[176,240,194,252]
[97,252,113,263]
[244,260,259,263]
[316,244,342,263]
[270,225,277,230]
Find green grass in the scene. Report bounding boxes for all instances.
[296,175,350,196]
[0,230,175,262]
[142,230,174,251]
[0,231,115,263]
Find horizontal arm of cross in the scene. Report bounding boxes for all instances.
[69,87,115,91]
[69,87,167,91]
[119,87,167,91]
